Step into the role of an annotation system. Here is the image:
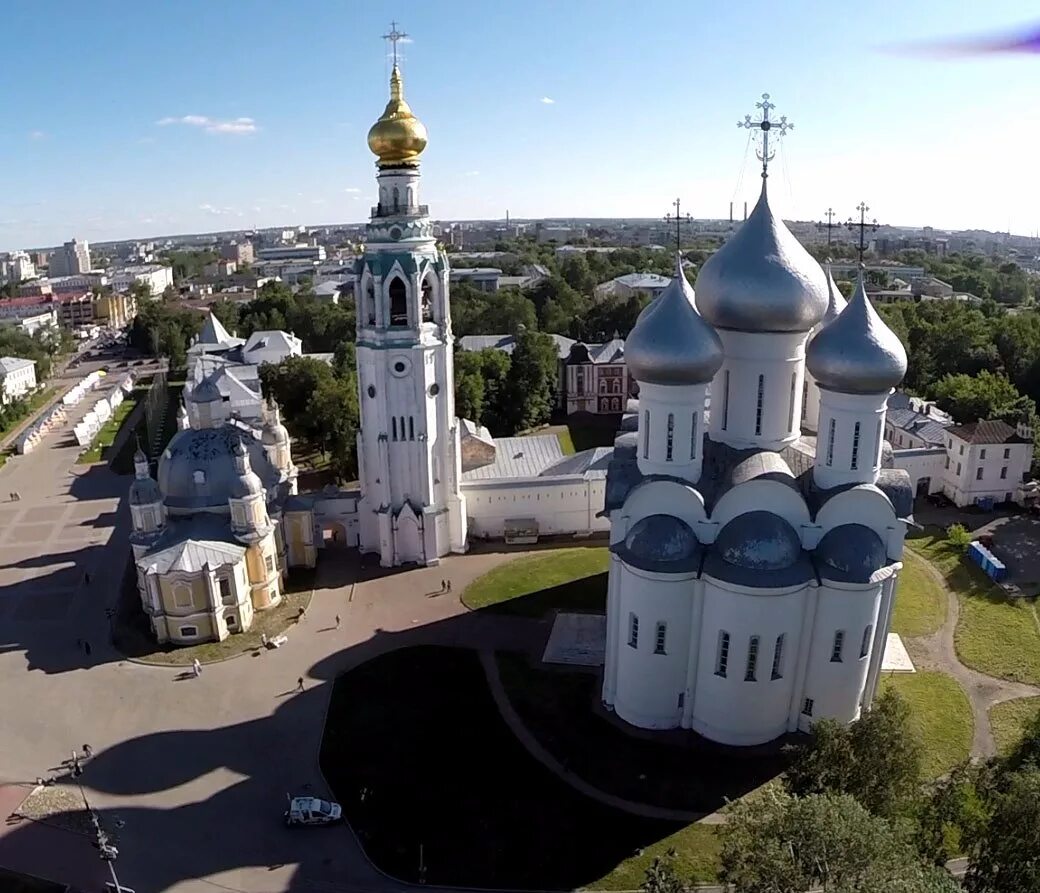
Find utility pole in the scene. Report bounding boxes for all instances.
[846,202,881,264]
[79,786,128,893]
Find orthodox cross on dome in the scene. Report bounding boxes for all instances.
[382,20,408,66]
[818,207,838,245]
[846,202,880,264]
[738,93,793,179]
[664,197,692,251]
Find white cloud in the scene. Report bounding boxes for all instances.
[311,199,326,205]
[28,130,47,140]
[157,115,257,135]
[199,203,235,216]
[464,170,480,177]
[540,96,555,105]
[344,187,361,193]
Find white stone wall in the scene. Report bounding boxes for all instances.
[940,435,1032,507]
[813,389,888,489]
[708,330,809,450]
[463,477,608,539]
[636,381,708,483]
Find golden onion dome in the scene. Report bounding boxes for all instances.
[367,65,428,166]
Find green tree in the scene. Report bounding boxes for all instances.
[306,375,359,481]
[915,762,988,866]
[259,355,337,447]
[453,350,486,423]
[720,789,956,893]
[501,331,559,432]
[966,769,1040,893]
[640,854,692,893]
[208,299,241,333]
[931,370,1035,425]
[945,523,972,552]
[785,688,922,819]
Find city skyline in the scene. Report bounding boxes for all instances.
[1,0,1038,250]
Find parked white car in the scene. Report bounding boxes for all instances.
[284,795,343,827]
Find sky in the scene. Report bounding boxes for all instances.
[2,0,1040,251]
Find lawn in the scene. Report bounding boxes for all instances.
[462,546,610,616]
[111,559,314,665]
[591,823,721,889]
[989,696,1040,756]
[908,532,1040,684]
[519,416,620,456]
[495,652,791,812]
[76,379,152,465]
[319,645,704,889]
[881,670,973,778]
[891,548,947,638]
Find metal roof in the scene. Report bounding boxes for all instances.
[461,434,563,481]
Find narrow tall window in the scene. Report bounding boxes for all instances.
[976,467,983,481]
[654,622,667,655]
[755,374,765,435]
[665,413,674,461]
[366,281,376,325]
[745,635,760,682]
[1001,466,1008,479]
[831,630,845,663]
[391,417,397,441]
[802,698,814,716]
[771,634,785,680]
[875,419,883,469]
[851,422,861,470]
[421,277,433,322]
[721,370,730,431]
[628,613,639,648]
[409,417,415,441]
[689,412,697,460]
[643,410,650,459]
[860,625,872,658]
[788,372,797,432]
[980,448,987,460]
[826,418,836,466]
[715,631,730,677]
[392,185,400,211]
[801,380,808,420]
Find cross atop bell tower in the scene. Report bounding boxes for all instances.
[382,21,408,66]
[738,93,793,179]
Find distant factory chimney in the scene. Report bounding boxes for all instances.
[743,201,748,222]
[506,209,510,225]
[729,202,733,223]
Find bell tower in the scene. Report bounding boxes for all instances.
[354,25,467,567]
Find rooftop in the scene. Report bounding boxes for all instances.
[947,419,1032,445]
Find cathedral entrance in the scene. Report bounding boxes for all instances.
[321,521,349,549]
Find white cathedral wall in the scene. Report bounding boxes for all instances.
[708,330,809,450]
[709,479,811,539]
[814,487,906,559]
[691,579,807,746]
[635,381,708,482]
[612,562,697,730]
[799,580,883,729]
[462,477,608,538]
[813,390,889,489]
[802,373,822,433]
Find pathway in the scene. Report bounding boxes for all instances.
[903,548,1040,758]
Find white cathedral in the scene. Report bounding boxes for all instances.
[273,52,913,746]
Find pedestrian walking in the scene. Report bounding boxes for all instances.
[83,641,91,656]
[447,580,452,593]
[297,676,304,692]
[298,605,306,621]
[82,744,93,759]
[335,614,341,629]
[192,658,202,677]
[440,579,446,592]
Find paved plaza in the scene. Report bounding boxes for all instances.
[0,390,548,893]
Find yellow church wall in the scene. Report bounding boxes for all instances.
[158,575,209,615]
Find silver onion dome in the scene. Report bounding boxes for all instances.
[695,179,828,332]
[806,271,907,394]
[818,264,847,329]
[624,254,723,385]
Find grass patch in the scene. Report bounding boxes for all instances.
[320,645,694,889]
[891,548,947,638]
[908,532,1040,684]
[76,378,152,465]
[111,559,314,664]
[989,696,1040,756]
[881,670,973,778]
[496,653,791,812]
[591,823,720,889]
[462,546,609,616]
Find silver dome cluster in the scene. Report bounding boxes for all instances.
[806,271,907,394]
[624,254,724,386]
[695,180,829,333]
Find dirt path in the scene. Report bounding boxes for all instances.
[904,552,1040,758]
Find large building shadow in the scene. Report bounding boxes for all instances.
[1,555,789,892]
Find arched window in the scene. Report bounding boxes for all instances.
[388,276,408,326]
[826,418,836,467]
[665,413,674,461]
[391,417,397,441]
[860,625,873,658]
[715,631,730,677]
[745,635,759,682]
[642,410,650,459]
[421,275,434,321]
[406,186,414,208]
[755,374,765,436]
[788,372,797,432]
[721,370,730,431]
[851,421,861,470]
[392,186,400,211]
